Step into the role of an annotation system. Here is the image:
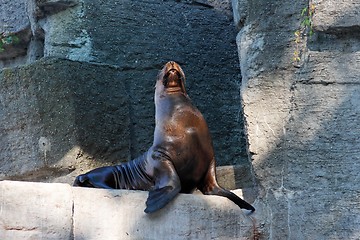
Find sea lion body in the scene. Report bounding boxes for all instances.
[74,61,255,213]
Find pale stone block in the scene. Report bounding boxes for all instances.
[0,181,73,240]
[0,180,258,239]
[73,187,255,240]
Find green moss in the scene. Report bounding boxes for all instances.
[0,32,20,52]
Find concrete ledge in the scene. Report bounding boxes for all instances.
[0,181,255,239]
[0,181,73,239]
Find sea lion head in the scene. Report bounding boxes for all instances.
[156,61,187,95]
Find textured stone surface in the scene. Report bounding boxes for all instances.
[280,84,360,239]
[233,0,360,239]
[0,0,77,66]
[49,0,245,165]
[0,0,29,33]
[0,181,73,240]
[0,58,130,181]
[0,0,32,63]
[0,180,258,240]
[73,187,256,240]
[231,0,248,28]
[312,0,360,33]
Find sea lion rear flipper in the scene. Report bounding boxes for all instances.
[207,186,255,212]
[73,167,119,189]
[144,155,181,213]
[199,161,255,212]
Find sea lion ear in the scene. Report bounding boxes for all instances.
[181,77,187,95]
[177,66,187,95]
[157,68,164,81]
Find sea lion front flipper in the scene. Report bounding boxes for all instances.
[144,153,181,213]
[145,185,180,213]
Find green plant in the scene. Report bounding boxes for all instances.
[301,3,315,36]
[0,32,20,52]
[293,2,315,63]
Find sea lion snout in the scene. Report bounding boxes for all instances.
[161,61,186,93]
[163,61,182,75]
[166,61,176,69]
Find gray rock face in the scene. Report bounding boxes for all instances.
[45,0,246,165]
[0,58,130,180]
[0,0,28,33]
[234,0,360,239]
[0,0,78,66]
[312,0,360,33]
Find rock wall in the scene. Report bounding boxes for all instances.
[2,0,360,239]
[0,58,130,181]
[0,0,250,182]
[233,0,360,239]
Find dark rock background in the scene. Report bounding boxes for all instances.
[82,0,245,163]
[0,59,130,180]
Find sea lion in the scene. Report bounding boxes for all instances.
[74,61,255,213]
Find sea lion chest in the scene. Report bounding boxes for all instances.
[153,93,213,191]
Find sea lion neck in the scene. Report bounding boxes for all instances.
[154,79,189,107]
[154,85,191,125]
